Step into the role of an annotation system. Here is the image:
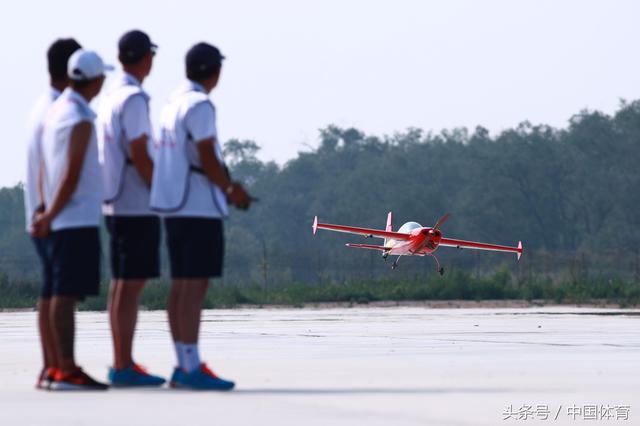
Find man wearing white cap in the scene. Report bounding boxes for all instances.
[32,49,113,390]
[98,29,165,387]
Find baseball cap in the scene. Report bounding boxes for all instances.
[68,50,114,81]
[119,30,157,63]
[186,42,225,79]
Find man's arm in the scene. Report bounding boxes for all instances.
[35,158,46,214]
[122,96,154,186]
[31,121,91,236]
[196,137,250,209]
[196,137,231,190]
[129,135,153,186]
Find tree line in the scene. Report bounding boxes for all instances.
[1,100,639,292]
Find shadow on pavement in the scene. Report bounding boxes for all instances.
[233,387,514,395]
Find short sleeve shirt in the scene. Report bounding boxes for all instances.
[41,89,102,231]
[24,87,60,230]
[122,94,151,142]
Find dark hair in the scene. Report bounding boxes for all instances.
[187,63,221,82]
[70,76,100,90]
[118,51,145,65]
[47,38,82,81]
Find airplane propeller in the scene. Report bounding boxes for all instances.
[429,213,450,235]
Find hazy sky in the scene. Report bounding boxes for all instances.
[1,0,639,187]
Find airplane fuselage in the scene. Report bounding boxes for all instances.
[385,222,442,256]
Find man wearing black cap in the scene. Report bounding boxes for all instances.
[151,42,250,390]
[25,38,82,390]
[98,30,165,387]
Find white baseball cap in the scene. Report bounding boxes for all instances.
[67,49,114,81]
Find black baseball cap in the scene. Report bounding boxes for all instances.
[118,30,157,64]
[186,42,225,80]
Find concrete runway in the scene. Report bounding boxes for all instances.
[0,306,638,425]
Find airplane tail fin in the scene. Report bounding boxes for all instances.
[384,211,393,246]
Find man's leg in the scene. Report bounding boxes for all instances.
[49,295,77,374]
[37,298,57,368]
[171,277,233,390]
[35,236,56,385]
[166,278,209,371]
[167,279,182,343]
[177,279,209,344]
[110,279,145,369]
[107,280,120,368]
[48,228,108,390]
[168,279,184,370]
[175,279,208,373]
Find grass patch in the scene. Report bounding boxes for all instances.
[1,267,639,311]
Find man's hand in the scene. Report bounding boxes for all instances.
[31,212,52,238]
[196,138,252,211]
[227,182,251,210]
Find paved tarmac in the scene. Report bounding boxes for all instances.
[0,306,637,425]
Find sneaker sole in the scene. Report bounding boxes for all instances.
[170,382,235,391]
[109,381,166,388]
[50,382,109,391]
[35,381,51,390]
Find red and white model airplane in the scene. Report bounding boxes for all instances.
[312,212,522,275]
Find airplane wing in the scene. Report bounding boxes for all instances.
[439,238,523,260]
[312,216,411,240]
[345,243,392,251]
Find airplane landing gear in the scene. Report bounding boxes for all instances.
[391,256,401,270]
[430,254,445,277]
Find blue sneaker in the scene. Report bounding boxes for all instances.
[169,367,185,388]
[172,363,235,391]
[108,364,166,387]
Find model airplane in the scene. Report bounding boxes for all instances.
[312,212,522,275]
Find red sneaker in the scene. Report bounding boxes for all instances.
[50,367,109,391]
[35,367,56,390]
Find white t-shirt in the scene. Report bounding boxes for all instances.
[98,73,154,216]
[24,87,61,231]
[40,88,102,231]
[151,80,228,218]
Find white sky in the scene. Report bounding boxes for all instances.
[1,0,639,187]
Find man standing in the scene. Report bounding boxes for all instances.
[25,38,82,390]
[32,49,112,391]
[151,42,250,390]
[98,30,165,387]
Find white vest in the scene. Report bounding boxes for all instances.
[41,89,102,231]
[150,82,228,217]
[97,75,149,204]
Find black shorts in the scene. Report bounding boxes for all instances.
[105,216,160,279]
[45,227,101,300]
[164,217,224,279]
[32,236,53,299]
